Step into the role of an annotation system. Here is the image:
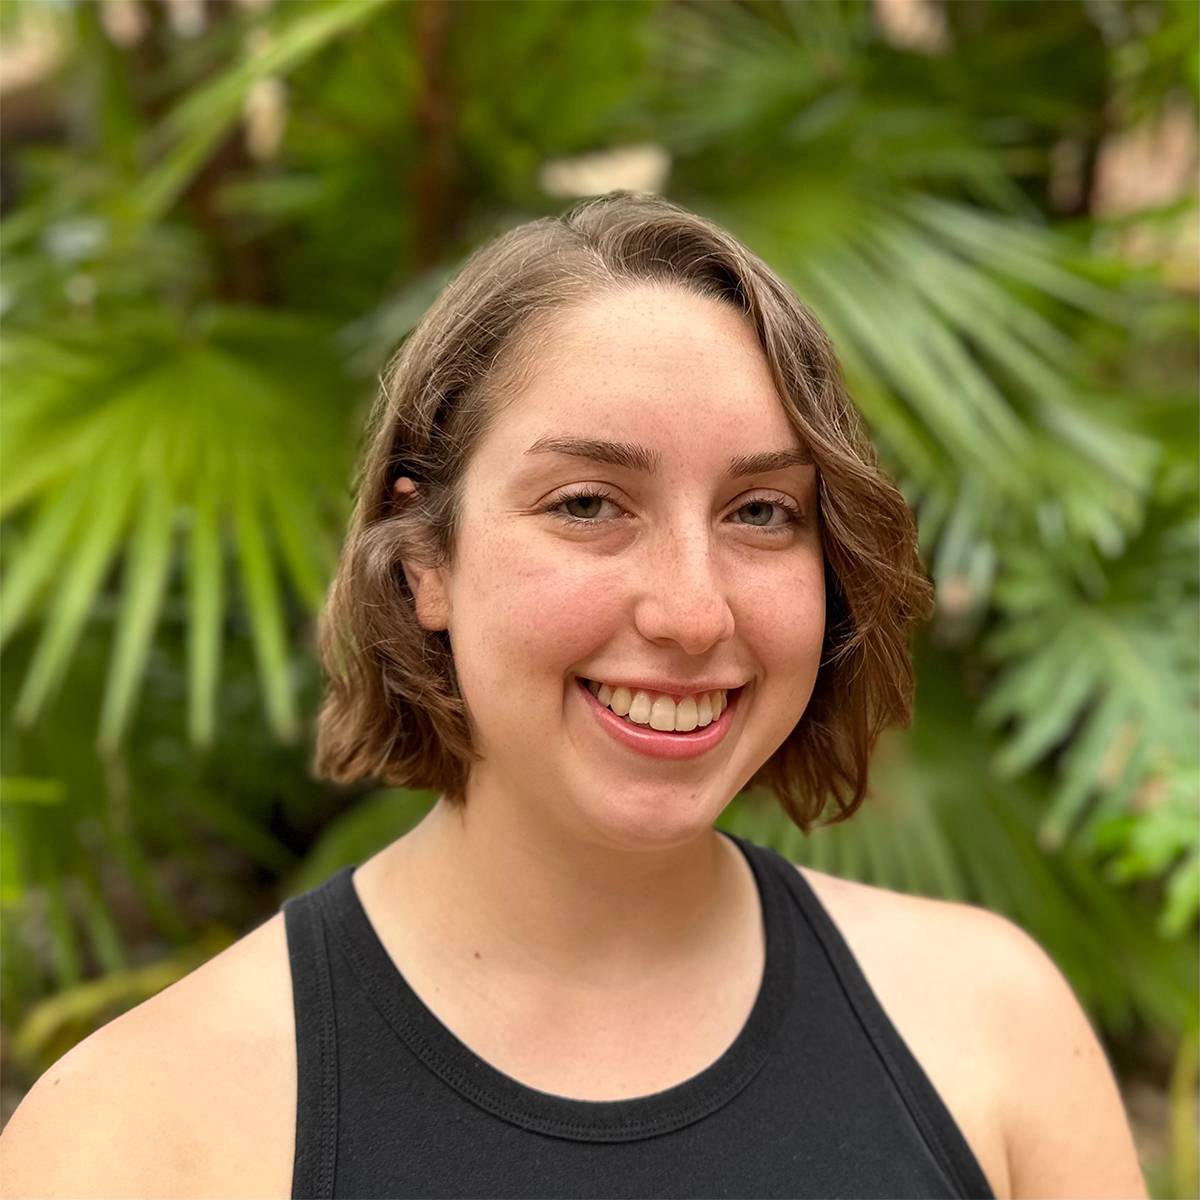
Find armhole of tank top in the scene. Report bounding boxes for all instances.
[283,888,339,1200]
[777,858,996,1200]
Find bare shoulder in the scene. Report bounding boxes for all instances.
[793,862,1015,1034]
[794,865,1147,1200]
[1,911,296,1200]
[793,865,1013,1196]
[795,861,1011,970]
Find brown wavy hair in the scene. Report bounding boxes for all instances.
[312,190,934,832]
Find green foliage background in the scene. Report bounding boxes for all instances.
[1,0,1196,1193]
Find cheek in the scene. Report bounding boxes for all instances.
[449,531,622,692]
[737,556,826,692]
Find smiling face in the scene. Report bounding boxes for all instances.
[405,284,826,851]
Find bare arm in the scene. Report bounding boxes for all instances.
[0,1016,201,1199]
[1,920,295,1200]
[987,915,1148,1200]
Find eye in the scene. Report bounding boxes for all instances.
[542,486,624,527]
[730,494,806,536]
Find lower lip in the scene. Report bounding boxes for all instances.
[575,678,742,761]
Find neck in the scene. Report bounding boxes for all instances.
[379,790,745,994]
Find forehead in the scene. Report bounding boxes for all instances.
[482,286,805,470]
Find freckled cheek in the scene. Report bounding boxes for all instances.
[736,562,826,690]
[450,541,621,698]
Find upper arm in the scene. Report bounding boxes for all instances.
[986,915,1148,1200]
[1,914,296,1200]
[0,1015,210,1199]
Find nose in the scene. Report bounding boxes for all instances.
[632,523,736,655]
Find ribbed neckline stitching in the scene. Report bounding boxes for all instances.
[317,830,796,1142]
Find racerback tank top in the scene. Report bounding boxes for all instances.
[282,829,996,1199]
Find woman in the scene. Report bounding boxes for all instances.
[1,192,1146,1200]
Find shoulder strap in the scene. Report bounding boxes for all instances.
[774,852,995,1199]
[283,883,340,1200]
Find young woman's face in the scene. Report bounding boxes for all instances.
[416,285,826,849]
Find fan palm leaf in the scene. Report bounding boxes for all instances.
[1,308,350,748]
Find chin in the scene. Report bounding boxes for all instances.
[566,785,725,851]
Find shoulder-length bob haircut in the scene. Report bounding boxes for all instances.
[312,190,934,832]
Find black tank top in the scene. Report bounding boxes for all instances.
[282,830,995,1199]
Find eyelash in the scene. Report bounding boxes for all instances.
[541,486,806,537]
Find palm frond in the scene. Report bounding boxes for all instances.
[137,0,395,221]
[980,485,1198,868]
[1,309,351,747]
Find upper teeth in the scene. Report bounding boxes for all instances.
[586,680,729,732]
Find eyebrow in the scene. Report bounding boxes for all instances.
[524,435,813,479]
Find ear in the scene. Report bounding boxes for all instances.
[393,476,451,632]
[401,558,451,632]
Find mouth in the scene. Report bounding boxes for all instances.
[574,676,745,761]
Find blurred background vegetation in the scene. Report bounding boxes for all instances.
[0,0,1196,1193]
